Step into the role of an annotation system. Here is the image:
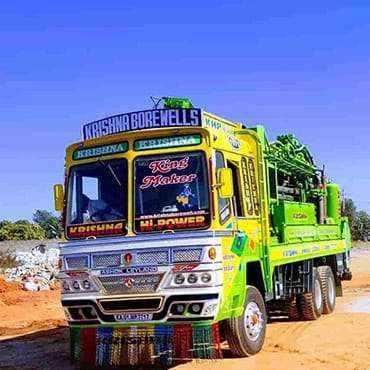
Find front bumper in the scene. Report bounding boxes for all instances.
[62,292,220,325]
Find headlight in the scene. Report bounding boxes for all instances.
[187,273,198,284]
[189,303,203,314]
[201,272,212,283]
[174,274,185,285]
[167,270,217,288]
[61,279,97,293]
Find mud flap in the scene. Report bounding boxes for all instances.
[336,278,343,297]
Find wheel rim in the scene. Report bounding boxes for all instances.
[244,301,264,341]
[327,274,335,305]
[314,278,322,309]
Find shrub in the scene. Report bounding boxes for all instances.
[0,249,19,271]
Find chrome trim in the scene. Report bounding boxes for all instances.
[65,304,97,322]
[96,273,165,295]
[59,230,232,251]
[168,299,218,318]
[97,296,164,314]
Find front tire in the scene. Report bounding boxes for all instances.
[224,285,267,356]
[317,265,336,314]
[299,268,323,320]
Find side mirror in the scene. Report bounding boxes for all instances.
[53,184,64,211]
[217,168,234,198]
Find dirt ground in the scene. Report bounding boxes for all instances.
[0,246,369,370]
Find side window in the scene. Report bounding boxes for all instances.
[215,151,231,223]
[227,160,245,218]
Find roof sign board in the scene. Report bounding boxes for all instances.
[73,142,128,160]
[82,108,202,140]
[134,134,202,151]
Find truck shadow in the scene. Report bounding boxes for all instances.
[0,326,72,370]
[0,317,295,369]
[0,327,191,370]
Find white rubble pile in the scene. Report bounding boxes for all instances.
[5,244,60,291]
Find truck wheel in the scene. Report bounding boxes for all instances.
[224,285,266,356]
[317,266,336,314]
[286,295,300,320]
[299,268,323,320]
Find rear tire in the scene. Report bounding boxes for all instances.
[299,268,323,320]
[317,265,336,314]
[224,285,267,356]
[286,295,300,320]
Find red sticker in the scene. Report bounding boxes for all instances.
[138,215,207,232]
[140,173,197,189]
[66,271,89,278]
[67,221,125,239]
[172,263,200,272]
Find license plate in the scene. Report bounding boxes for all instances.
[114,313,153,322]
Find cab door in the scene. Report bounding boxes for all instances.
[215,150,263,318]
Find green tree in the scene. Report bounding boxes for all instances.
[0,220,11,229]
[342,198,356,235]
[14,220,31,225]
[0,222,45,241]
[353,210,370,241]
[33,210,61,239]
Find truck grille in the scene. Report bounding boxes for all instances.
[92,254,121,268]
[172,248,202,262]
[97,274,163,294]
[136,250,169,265]
[65,256,88,269]
[98,297,162,312]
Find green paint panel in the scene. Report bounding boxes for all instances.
[283,224,340,243]
[73,142,127,160]
[285,225,317,240]
[273,201,316,226]
[327,183,340,224]
[134,134,201,150]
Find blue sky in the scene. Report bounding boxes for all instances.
[0,1,369,221]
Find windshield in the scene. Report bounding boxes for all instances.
[134,152,210,233]
[66,159,127,238]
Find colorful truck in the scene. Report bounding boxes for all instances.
[54,97,352,367]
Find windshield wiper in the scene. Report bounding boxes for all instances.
[98,159,122,187]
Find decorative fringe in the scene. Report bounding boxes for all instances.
[81,327,97,366]
[69,322,222,367]
[70,326,81,363]
[173,325,193,363]
[193,324,212,359]
[211,323,223,359]
[97,326,113,366]
[154,324,173,367]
